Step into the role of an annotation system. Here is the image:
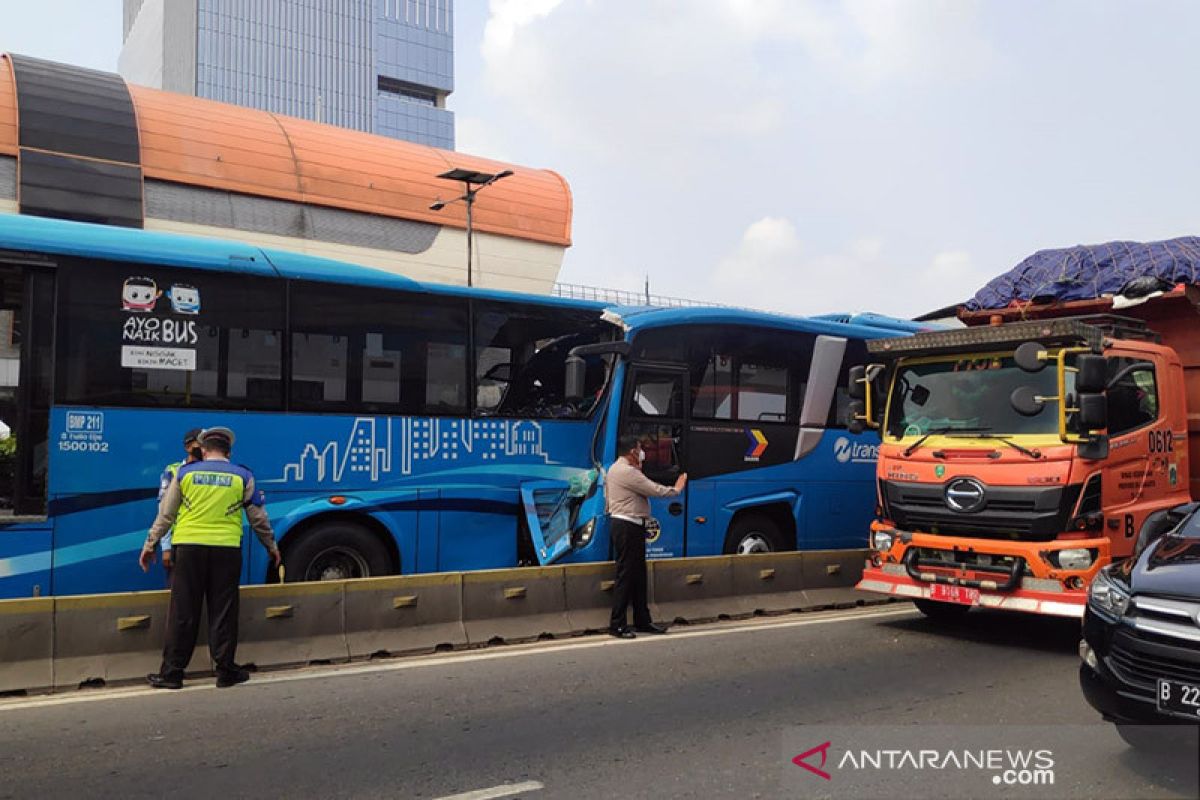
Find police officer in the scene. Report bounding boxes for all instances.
[139,427,280,689]
[605,433,687,638]
[157,428,204,577]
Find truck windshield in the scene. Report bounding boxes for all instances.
[886,355,1068,439]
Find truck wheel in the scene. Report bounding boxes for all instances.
[284,521,393,582]
[914,599,972,619]
[724,514,787,555]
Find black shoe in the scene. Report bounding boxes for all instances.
[216,668,251,688]
[147,673,183,690]
[608,627,636,639]
[635,623,668,635]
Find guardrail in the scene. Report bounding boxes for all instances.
[0,550,887,694]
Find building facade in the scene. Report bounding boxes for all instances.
[120,0,454,149]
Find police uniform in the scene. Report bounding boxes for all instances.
[158,427,205,571]
[142,427,277,688]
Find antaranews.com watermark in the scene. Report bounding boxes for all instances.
[782,725,1198,799]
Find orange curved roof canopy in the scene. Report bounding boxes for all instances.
[0,54,571,247]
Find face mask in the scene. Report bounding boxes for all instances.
[637,448,647,464]
[189,447,203,460]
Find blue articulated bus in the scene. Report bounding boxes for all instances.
[0,213,918,598]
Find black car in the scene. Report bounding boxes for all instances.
[1080,502,1200,748]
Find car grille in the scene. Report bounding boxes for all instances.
[882,480,1080,540]
[1109,634,1200,691]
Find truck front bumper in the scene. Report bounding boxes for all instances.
[857,561,1086,617]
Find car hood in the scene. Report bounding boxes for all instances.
[1129,534,1200,598]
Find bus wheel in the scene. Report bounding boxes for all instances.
[284,522,393,582]
[914,599,971,620]
[724,514,785,555]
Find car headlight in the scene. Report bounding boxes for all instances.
[1055,548,1094,571]
[872,530,894,551]
[1088,568,1130,617]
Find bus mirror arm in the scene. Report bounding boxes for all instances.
[565,341,631,400]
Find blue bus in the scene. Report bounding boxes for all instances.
[0,213,917,598]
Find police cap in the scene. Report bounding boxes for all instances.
[198,426,236,448]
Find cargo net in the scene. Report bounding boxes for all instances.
[967,237,1200,311]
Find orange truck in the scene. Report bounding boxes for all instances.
[847,287,1200,619]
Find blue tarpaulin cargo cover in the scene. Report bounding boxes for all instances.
[966,237,1200,311]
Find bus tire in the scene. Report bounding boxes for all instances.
[724,514,786,555]
[284,521,393,582]
[914,599,972,620]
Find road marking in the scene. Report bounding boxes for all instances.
[0,604,915,712]
[433,780,544,800]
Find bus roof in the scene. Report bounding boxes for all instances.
[0,211,918,334]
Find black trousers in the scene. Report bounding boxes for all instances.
[160,543,242,680]
[610,518,652,630]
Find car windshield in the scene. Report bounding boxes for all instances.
[887,355,1069,439]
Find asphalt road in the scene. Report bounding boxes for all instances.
[1,605,1196,800]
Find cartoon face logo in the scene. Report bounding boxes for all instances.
[122,277,161,312]
[167,284,201,315]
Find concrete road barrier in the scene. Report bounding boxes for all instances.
[343,572,466,658]
[562,562,618,633]
[52,591,186,689]
[461,566,571,644]
[800,549,872,609]
[649,555,741,624]
[236,581,349,668]
[0,598,53,693]
[729,551,809,616]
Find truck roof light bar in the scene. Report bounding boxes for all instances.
[867,317,1108,357]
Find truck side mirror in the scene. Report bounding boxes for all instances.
[847,400,867,434]
[1075,354,1107,394]
[1014,341,1047,373]
[848,365,866,400]
[1077,392,1107,430]
[565,354,586,400]
[1010,385,1045,416]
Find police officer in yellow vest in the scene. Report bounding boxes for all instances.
[139,426,280,689]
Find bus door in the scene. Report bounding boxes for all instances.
[618,365,689,559]
[0,259,55,597]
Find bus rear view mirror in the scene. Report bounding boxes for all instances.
[1010,385,1045,417]
[564,354,586,400]
[1076,355,1107,394]
[848,365,867,400]
[1014,341,1048,373]
[1077,392,1107,430]
[847,400,867,434]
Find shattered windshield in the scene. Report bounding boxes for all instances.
[887,355,1068,439]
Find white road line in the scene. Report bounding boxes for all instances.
[0,605,915,713]
[433,780,544,800]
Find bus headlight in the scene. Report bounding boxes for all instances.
[1088,568,1130,617]
[571,518,596,548]
[1055,548,1094,571]
[872,530,894,552]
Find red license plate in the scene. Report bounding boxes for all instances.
[929,584,981,606]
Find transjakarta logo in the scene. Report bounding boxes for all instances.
[792,743,1055,786]
[834,436,879,464]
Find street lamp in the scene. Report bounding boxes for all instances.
[429,168,513,288]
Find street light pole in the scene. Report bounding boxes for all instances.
[429,168,513,288]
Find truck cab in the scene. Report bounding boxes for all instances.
[851,312,1192,618]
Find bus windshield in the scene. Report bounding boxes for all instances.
[485,331,613,419]
[886,355,1067,439]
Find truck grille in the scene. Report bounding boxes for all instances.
[882,480,1080,540]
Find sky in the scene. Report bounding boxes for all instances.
[5,1,1200,318]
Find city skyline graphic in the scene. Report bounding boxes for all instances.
[278,417,552,483]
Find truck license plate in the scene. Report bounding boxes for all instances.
[1157,679,1200,719]
[929,584,980,606]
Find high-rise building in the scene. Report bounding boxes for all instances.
[119,0,454,149]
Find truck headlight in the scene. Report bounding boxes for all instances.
[872,530,894,551]
[1056,548,1094,571]
[1088,568,1130,617]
